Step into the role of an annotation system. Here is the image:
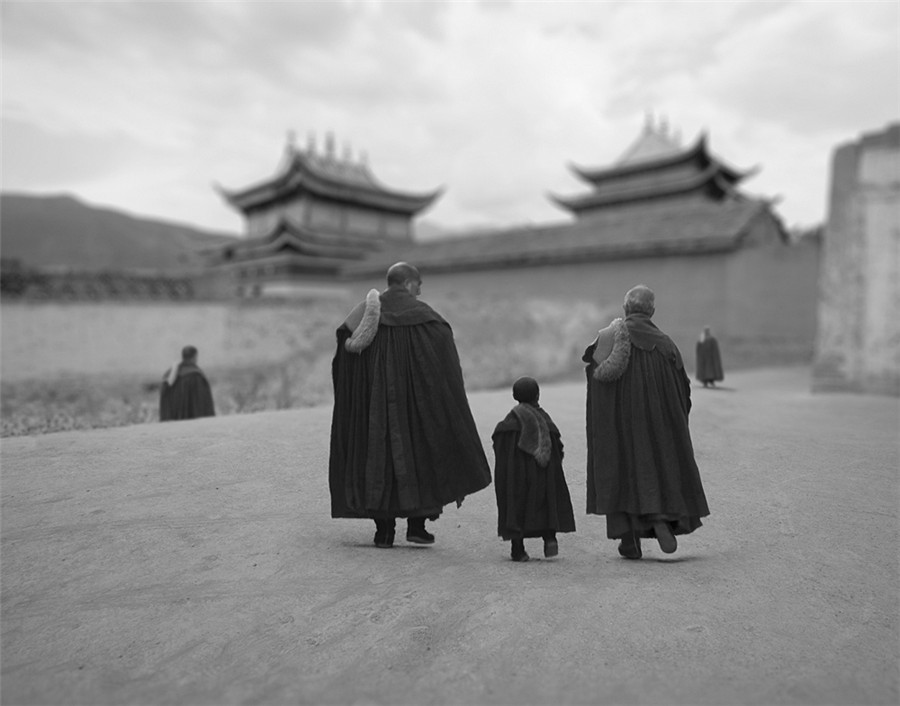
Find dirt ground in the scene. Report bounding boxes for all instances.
[1,366,898,705]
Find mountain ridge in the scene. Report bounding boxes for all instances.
[1,193,240,272]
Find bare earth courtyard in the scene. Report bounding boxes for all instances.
[1,366,897,705]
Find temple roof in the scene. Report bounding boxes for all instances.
[555,121,757,214]
[218,139,443,215]
[210,217,382,267]
[343,198,786,277]
[549,163,748,214]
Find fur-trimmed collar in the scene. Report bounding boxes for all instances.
[345,289,381,353]
[593,317,631,382]
[511,403,552,468]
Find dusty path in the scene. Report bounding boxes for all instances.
[1,367,898,705]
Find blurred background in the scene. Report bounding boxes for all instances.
[2,0,898,436]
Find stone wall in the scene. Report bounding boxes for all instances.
[1,230,819,389]
[813,123,900,395]
[352,234,820,377]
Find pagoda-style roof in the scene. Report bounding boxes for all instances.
[210,217,383,272]
[343,198,786,277]
[552,121,757,215]
[549,162,749,213]
[218,139,443,216]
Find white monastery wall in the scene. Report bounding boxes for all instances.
[814,123,900,395]
[2,232,818,386]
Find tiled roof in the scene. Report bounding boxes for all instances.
[614,125,685,166]
[551,164,743,213]
[343,198,783,277]
[569,133,751,187]
[211,218,384,269]
[219,148,442,215]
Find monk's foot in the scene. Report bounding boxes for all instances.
[543,537,559,558]
[511,540,529,562]
[373,519,395,548]
[406,518,435,545]
[653,522,677,554]
[617,533,642,560]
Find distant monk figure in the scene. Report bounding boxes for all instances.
[583,285,709,559]
[159,346,215,422]
[696,325,724,388]
[329,262,492,548]
[492,376,576,562]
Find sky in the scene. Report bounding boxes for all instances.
[2,0,898,236]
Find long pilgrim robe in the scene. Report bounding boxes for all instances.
[492,404,576,540]
[159,363,215,421]
[329,285,492,520]
[695,336,724,384]
[584,313,709,540]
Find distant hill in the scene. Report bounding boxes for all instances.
[0,193,239,272]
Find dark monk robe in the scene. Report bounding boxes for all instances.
[492,376,575,562]
[584,285,709,559]
[696,326,724,387]
[329,267,491,547]
[159,357,215,422]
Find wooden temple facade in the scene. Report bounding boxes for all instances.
[212,133,441,297]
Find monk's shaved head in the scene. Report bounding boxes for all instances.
[623,285,655,316]
[181,345,198,362]
[512,376,540,404]
[386,262,421,287]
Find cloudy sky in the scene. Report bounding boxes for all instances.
[2,0,898,236]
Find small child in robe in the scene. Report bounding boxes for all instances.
[492,376,576,562]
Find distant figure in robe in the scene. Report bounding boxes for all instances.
[583,285,709,559]
[492,376,575,562]
[328,262,491,549]
[695,325,724,388]
[159,346,215,422]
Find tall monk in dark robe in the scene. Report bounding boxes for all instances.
[492,376,576,562]
[159,345,215,422]
[583,285,709,559]
[696,325,724,388]
[329,262,492,548]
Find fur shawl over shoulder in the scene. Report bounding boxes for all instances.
[344,289,381,353]
[593,317,632,382]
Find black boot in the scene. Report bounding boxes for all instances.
[618,530,642,560]
[406,517,435,545]
[511,538,529,562]
[373,518,395,548]
[542,531,559,558]
[653,521,677,554]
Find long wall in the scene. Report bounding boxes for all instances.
[0,299,352,384]
[352,236,820,375]
[1,235,819,388]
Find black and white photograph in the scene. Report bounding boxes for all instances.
[2,1,898,704]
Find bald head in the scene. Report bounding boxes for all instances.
[623,285,655,316]
[386,262,422,297]
[512,376,540,404]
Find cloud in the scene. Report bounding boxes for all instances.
[1,0,897,233]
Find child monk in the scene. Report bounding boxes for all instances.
[492,376,576,562]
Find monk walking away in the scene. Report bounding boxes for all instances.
[696,325,725,388]
[583,285,709,559]
[159,345,215,422]
[329,262,492,548]
[492,376,575,562]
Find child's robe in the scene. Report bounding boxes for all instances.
[492,403,576,540]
